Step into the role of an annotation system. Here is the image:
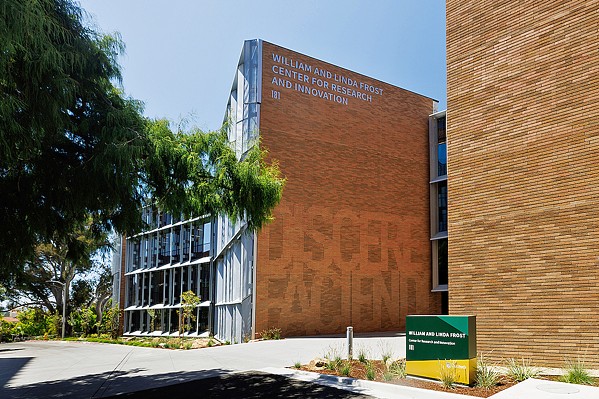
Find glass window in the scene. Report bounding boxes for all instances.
[437,238,448,286]
[438,181,448,233]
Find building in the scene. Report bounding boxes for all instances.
[117,39,443,342]
[446,0,599,367]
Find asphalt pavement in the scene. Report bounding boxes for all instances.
[1,336,599,398]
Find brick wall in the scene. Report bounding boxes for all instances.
[446,1,599,367]
[255,41,441,337]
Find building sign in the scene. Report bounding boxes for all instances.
[406,315,476,385]
[268,52,384,106]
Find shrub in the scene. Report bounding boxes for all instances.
[294,361,302,369]
[340,361,351,376]
[559,359,594,386]
[389,359,407,378]
[439,360,458,389]
[365,361,376,380]
[357,346,369,363]
[383,371,394,381]
[506,358,540,382]
[259,327,282,340]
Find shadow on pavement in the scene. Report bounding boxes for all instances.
[0,367,238,399]
[102,371,373,399]
[0,357,33,388]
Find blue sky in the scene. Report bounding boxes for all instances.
[79,0,446,131]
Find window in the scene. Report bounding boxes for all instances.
[437,238,448,286]
[438,181,448,233]
[437,116,447,176]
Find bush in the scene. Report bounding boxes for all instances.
[476,353,500,389]
[365,361,376,380]
[506,358,540,382]
[16,308,48,337]
[259,327,282,340]
[340,361,352,376]
[357,346,369,363]
[389,359,407,378]
[559,359,594,386]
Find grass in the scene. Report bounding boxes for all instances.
[505,358,540,382]
[378,341,394,364]
[476,353,500,389]
[340,361,352,376]
[323,345,344,371]
[365,361,376,380]
[559,359,595,386]
[439,360,458,389]
[388,359,407,378]
[356,346,369,364]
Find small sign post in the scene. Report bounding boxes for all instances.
[406,315,476,385]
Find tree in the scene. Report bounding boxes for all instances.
[0,0,284,284]
[2,217,109,340]
[178,290,201,336]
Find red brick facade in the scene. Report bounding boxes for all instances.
[447,1,599,367]
[255,41,441,336]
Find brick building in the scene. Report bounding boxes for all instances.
[446,0,599,367]
[117,40,442,342]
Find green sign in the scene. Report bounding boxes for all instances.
[406,315,476,385]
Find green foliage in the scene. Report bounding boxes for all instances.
[0,0,148,279]
[505,358,540,382]
[383,371,394,381]
[323,345,344,371]
[340,362,352,377]
[388,359,407,379]
[69,306,96,336]
[357,346,369,363]
[16,308,48,337]
[293,361,302,369]
[177,290,201,335]
[0,0,284,287]
[439,361,458,389]
[99,305,121,339]
[207,338,214,347]
[259,327,282,340]
[559,359,594,386]
[365,361,376,380]
[475,353,500,389]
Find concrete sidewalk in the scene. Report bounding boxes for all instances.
[1,338,598,398]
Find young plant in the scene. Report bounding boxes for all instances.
[378,340,394,364]
[177,291,201,336]
[389,359,407,378]
[439,361,458,389]
[506,358,540,382]
[475,353,500,389]
[356,346,369,363]
[340,361,352,377]
[365,361,377,380]
[559,359,594,385]
[323,344,343,370]
[293,361,302,369]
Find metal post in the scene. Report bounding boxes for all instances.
[61,284,66,339]
[347,326,353,360]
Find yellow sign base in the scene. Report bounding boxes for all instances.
[406,358,476,385]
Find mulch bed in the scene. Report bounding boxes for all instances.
[298,360,516,398]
